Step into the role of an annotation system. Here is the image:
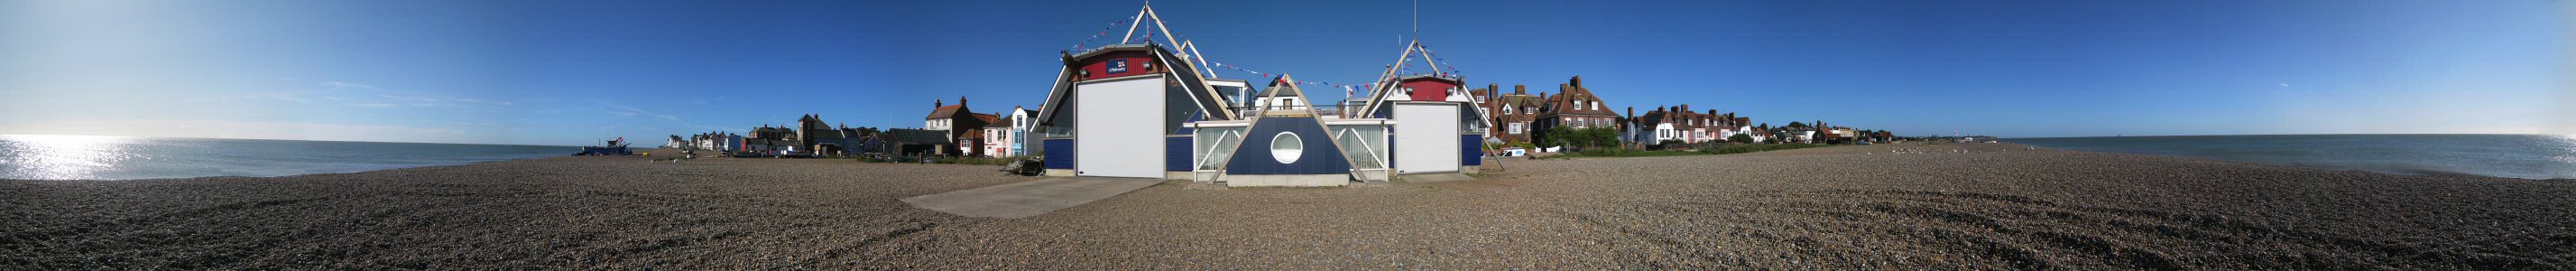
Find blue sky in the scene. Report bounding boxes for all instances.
[1,0,2564,145]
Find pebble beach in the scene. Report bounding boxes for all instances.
[5,144,2571,269]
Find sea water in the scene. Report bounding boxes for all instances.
[0,135,573,181]
[2011,135,2576,180]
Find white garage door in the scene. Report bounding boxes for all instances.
[1394,103,1460,174]
[1076,77,1167,178]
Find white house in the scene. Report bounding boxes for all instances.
[974,107,1037,157]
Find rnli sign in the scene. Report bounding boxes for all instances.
[1106,59,1129,74]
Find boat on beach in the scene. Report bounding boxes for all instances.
[574,137,632,155]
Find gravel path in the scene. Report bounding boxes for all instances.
[5,145,2570,269]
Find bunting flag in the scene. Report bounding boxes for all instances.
[1209,61,1374,89]
[1417,46,1464,76]
[1070,17,1134,51]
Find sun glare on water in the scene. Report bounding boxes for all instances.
[0,135,138,180]
[2554,135,2576,179]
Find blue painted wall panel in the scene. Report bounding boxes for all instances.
[1166,136,1192,172]
[1226,117,1353,175]
[1462,135,1482,165]
[1044,139,1075,169]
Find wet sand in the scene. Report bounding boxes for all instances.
[4,145,2571,269]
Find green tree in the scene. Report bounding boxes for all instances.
[1786,122,1809,128]
[1540,127,1622,150]
[1729,133,1754,144]
[1539,128,1571,148]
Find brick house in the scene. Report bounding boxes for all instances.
[925,97,997,157]
[1532,76,1619,145]
[1473,84,1545,145]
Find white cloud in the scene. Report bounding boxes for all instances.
[595,99,681,121]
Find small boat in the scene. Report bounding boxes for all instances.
[574,137,632,155]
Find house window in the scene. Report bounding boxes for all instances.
[1508,123,1523,135]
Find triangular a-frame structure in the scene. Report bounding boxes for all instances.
[1343,37,1488,175]
[1028,4,1243,178]
[1353,41,1462,117]
[1182,75,1395,186]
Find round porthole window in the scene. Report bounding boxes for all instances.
[1270,132,1303,164]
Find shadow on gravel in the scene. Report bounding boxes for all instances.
[1573,190,2571,269]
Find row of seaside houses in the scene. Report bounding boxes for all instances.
[677,5,1889,188]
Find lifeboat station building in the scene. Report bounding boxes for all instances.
[1029,6,1483,187]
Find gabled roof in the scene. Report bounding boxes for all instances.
[1396,74,1463,83]
[926,105,965,120]
[1539,76,1618,117]
[1251,75,1319,116]
[1636,110,1670,127]
[1033,43,1235,126]
[1260,78,1303,98]
[971,113,999,125]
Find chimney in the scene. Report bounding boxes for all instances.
[1626,107,1634,118]
[1513,85,1527,95]
[959,96,967,107]
[1680,104,1688,112]
[935,99,942,107]
[1570,76,1583,87]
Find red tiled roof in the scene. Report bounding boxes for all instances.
[925,105,965,120]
